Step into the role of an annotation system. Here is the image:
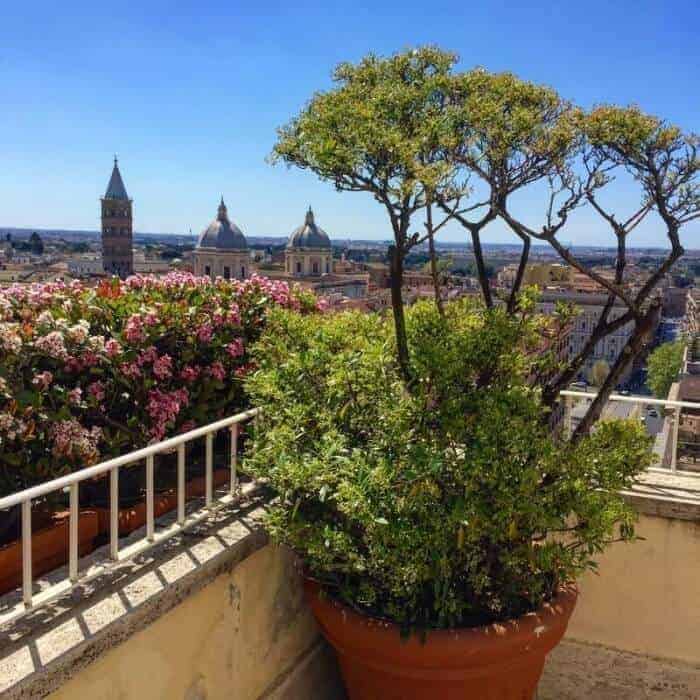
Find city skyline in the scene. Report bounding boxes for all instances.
[1,1,698,247]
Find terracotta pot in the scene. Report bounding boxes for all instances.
[95,468,231,537]
[0,509,99,595]
[304,579,578,700]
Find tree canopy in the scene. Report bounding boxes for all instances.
[272,46,699,438]
[647,341,686,399]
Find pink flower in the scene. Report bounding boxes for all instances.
[49,420,101,463]
[120,362,142,379]
[146,388,189,441]
[67,387,82,405]
[105,339,122,357]
[179,365,201,383]
[124,314,146,343]
[87,381,105,402]
[153,354,173,380]
[226,338,245,358]
[137,346,158,367]
[34,331,68,360]
[32,371,53,390]
[208,361,226,381]
[212,309,226,327]
[226,305,241,325]
[197,323,213,343]
[82,351,99,368]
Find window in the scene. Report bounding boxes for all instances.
[296,262,302,274]
[312,262,319,274]
[241,266,246,278]
[223,266,231,280]
[326,262,330,273]
[205,265,211,276]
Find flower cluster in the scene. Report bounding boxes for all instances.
[0,272,319,494]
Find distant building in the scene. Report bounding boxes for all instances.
[194,198,250,280]
[662,286,688,318]
[687,289,700,335]
[68,256,104,278]
[537,291,644,385]
[285,207,332,277]
[1,234,12,262]
[101,158,133,278]
[497,262,572,289]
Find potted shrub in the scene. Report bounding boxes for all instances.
[244,302,654,698]
[257,47,697,698]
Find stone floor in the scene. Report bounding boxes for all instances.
[538,640,700,699]
[296,639,700,700]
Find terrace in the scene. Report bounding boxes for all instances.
[1,394,699,699]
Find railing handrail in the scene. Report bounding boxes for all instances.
[0,407,260,511]
[560,390,700,411]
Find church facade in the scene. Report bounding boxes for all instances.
[101,158,133,278]
[194,198,250,280]
[285,207,332,277]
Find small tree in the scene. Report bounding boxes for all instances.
[647,341,685,398]
[271,47,467,381]
[273,49,699,439]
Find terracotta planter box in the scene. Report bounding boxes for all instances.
[0,509,99,596]
[304,578,578,700]
[95,468,231,537]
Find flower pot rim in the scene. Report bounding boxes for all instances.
[304,577,578,670]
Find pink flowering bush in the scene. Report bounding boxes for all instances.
[0,272,319,495]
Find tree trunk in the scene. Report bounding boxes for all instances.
[388,244,411,383]
[426,202,444,317]
[470,228,492,308]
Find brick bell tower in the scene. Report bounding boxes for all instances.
[101,156,133,278]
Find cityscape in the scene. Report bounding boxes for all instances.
[1,4,699,700]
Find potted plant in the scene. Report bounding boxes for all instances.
[253,47,697,698]
[0,273,320,580]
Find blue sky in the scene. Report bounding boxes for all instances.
[1,1,698,247]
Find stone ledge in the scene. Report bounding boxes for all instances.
[0,489,270,699]
[623,471,700,521]
[539,639,700,699]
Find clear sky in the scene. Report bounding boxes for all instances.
[1,1,698,248]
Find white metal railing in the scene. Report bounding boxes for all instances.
[560,390,700,474]
[0,407,259,628]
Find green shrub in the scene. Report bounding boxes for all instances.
[244,299,654,632]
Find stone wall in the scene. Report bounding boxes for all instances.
[46,545,337,700]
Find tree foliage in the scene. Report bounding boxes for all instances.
[272,47,698,439]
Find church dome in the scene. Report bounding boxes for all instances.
[198,198,248,251]
[287,207,331,250]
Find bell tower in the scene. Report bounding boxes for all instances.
[101,157,133,278]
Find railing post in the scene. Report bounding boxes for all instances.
[671,406,680,471]
[110,466,119,560]
[146,455,155,541]
[563,394,572,440]
[21,500,32,608]
[177,443,186,525]
[205,432,213,507]
[69,483,79,583]
[230,424,239,496]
